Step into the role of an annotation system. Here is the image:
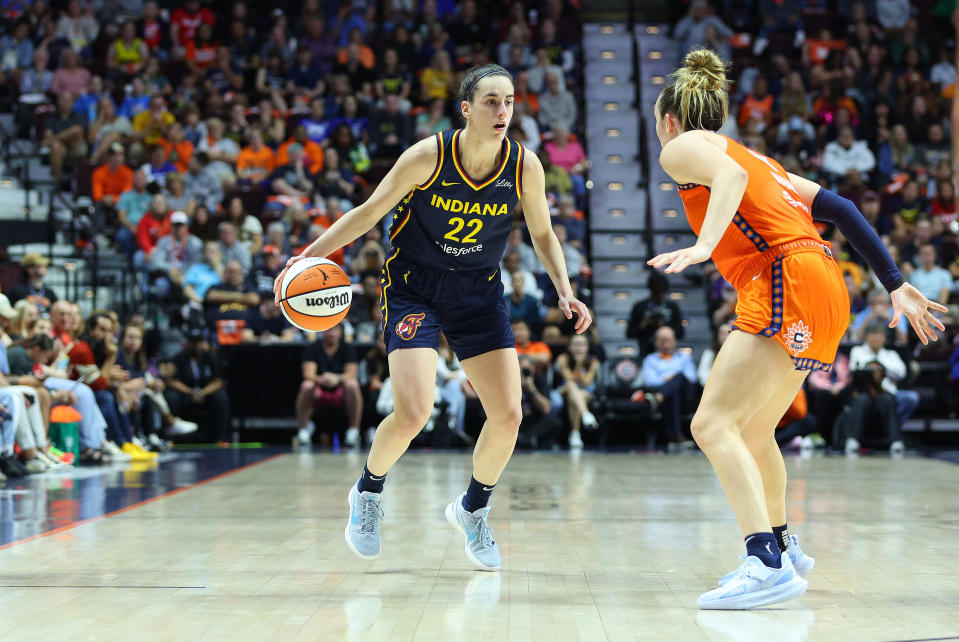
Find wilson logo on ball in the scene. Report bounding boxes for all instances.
[305,292,350,308]
[395,313,425,340]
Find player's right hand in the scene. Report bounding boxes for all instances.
[273,255,306,306]
[889,282,948,345]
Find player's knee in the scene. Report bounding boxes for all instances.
[492,405,522,438]
[393,402,433,435]
[690,413,734,449]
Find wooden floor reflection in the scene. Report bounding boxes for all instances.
[0,450,957,641]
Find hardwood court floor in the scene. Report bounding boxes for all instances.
[0,450,957,641]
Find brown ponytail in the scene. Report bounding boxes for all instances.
[658,48,729,132]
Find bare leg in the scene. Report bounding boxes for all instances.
[460,348,522,485]
[690,331,800,537]
[365,348,438,475]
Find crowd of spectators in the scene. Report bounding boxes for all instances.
[625,0,959,454]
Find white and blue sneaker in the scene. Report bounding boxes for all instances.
[345,485,383,559]
[445,492,501,571]
[698,554,808,610]
[718,534,815,586]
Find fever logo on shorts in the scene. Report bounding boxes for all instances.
[785,320,813,355]
[395,313,426,340]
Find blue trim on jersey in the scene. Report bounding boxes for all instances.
[792,357,833,372]
[760,258,784,337]
[733,212,770,252]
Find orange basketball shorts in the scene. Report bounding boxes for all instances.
[733,245,849,372]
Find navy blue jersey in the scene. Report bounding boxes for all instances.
[387,129,526,270]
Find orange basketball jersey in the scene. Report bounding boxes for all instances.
[677,135,825,290]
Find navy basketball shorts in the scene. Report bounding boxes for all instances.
[380,252,515,361]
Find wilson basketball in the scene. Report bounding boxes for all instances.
[278,258,353,332]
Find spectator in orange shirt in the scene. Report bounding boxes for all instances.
[738,75,774,128]
[185,22,217,73]
[158,121,194,172]
[513,319,553,371]
[275,124,324,174]
[236,129,275,184]
[335,28,375,69]
[91,143,134,217]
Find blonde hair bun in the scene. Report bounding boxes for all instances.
[680,49,727,92]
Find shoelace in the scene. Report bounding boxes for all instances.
[360,498,384,534]
[474,516,495,549]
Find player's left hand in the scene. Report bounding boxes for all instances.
[559,296,592,334]
[889,282,948,345]
[647,243,713,274]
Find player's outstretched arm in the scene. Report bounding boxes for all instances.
[788,171,948,344]
[647,131,748,274]
[273,138,437,304]
[520,151,592,334]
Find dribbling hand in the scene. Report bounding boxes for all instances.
[559,296,592,334]
[889,282,948,345]
[273,255,307,306]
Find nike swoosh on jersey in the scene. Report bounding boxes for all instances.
[441,180,460,186]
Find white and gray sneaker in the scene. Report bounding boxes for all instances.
[297,421,315,446]
[168,418,198,436]
[445,492,501,571]
[719,534,814,586]
[698,554,807,610]
[344,427,360,448]
[103,440,132,462]
[345,485,383,559]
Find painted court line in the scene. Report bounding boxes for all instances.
[0,452,286,552]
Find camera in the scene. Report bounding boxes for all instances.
[521,366,532,378]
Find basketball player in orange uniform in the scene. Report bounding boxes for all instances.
[649,50,947,609]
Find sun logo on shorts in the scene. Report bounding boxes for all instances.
[395,313,426,340]
[785,320,813,355]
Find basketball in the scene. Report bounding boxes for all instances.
[278,258,353,332]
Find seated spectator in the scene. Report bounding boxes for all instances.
[19,47,52,97]
[697,321,731,387]
[51,48,90,96]
[118,76,151,119]
[506,227,540,275]
[850,322,920,429]
[300,97,334,145]
[236,129,275,185]
[0,20,34,89]
[42,91,88,182]
[555,334,600,449]
[158,121,194,173]
[554,224,585,279]
[370,94,411,160]
[890,180,928,247]
[515,354,562,449]
[92,143,134,220]
[276,125,324,175]
[738,75,774,129]
[131,94,175,155]
[7,253,58,314]
[538,72,576,131]
[136,194,171,257]
[148,210,203,300]
[197,117,239,186]
[88,95,132,163]
[295,324,363,447]
[513,319,552,372]
[821,126,876,185]
[540,148,572,197]
[141,144,177,186]
[851,290,909,344]
[224,197,263,255]
[184,151,223,212]
[107,20,149,83]
[184,22,217,74]
[162,324,230,443]
[8,300,39,342]
[316,148,355,203]
[243,298,296,343]
[839,339,905,456]
[673,0,733,59]
[544,123,588,202]
[641,326,698,448]
[217,221,252,274]
[247,244,284,300]
[877,124,919,183]
[909,243,951,306]
[164,171,195,216]
[502,251,542,300]
[505,272,544,332]
[116,169,153,257]
[204,259,258,324]
[628,271,685,356]
[183,242,224,305]
[420,50,456,102]
[270,143,316,198]
[328,123,371,176]
[513,101,541,154]
[346,271,381,338]
[286,45,325,99]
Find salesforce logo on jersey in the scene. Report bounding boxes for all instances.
[436,242,485,256]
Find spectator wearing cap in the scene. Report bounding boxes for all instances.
[270,143,316,198]
[41,91,88,182]
[247,244,283,301]
[162,324,231,443]
[149,211,203,300]
[92,142,133,208]
[115,169,153,257]
[7,253,58,314]
[184,151,223,212]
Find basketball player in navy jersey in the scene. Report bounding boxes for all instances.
[274,64,591,570]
